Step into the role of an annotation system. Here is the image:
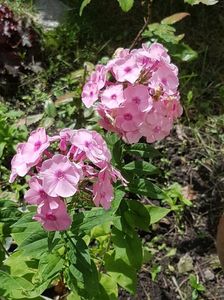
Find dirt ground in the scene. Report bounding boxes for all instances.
[119,122,224,300]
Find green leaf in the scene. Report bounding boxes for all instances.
[99,274,118,300]
[0,199,22,223]
[105,133,123,166]
[67,291,82,300]
[184,0,218,5]
[80,0,92,15]
[0,142,6,157]
[111,227,143,270]
[111,189,125,211]
[142,23,184,45]
[4,251,38,277]
[117,0,134,12]
[146,206,170,224]
[11,212,36,228]
[150,264,161,281]
[71,207,119,234]
[124,200,150,231]
[11,212,44,246]
[125,143,161,159]
[18,230,48,258]
[105,252,137,294]
[126,179,165,199]
[123,160,159,176]
[65,236,99,298]
[44,100,56,118]
[0,270,34,299]
[33,253,64,284]
[169,43,198,62]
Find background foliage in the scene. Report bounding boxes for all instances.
[0,0,223,299]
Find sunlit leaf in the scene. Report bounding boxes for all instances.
[117,0,134,12]
[146,205,170,224]
[80,0,92,15]
[162,12,190,25]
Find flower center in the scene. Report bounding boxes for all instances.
[56,170,65,180]
[124,66,132,73]
[161,78,167,85]
[39,190,47,199]
[111,94,117,100]
[85,141,91,148]
[132,97,141,104]
[124,113,132,121]
[154,126,161,133]
[46,213,57,221]
[34,140,41,151]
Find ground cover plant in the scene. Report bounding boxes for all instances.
[0,0,224,299]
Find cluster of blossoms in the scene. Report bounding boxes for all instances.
[10,128,126,231]
[82,42,183,144]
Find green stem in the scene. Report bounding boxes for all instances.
[63,231,77,250]
[0,240,9,256]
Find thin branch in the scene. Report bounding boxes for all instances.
[129,0,153,50]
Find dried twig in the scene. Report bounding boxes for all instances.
[171,276,185,300]
[129,0,153,50]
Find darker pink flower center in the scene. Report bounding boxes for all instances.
[34,140,42,151]
[161,78,167,85]
[85,141,91,148]
[124,66,132,73]
[39,190,47,199]
[55,170,65,180]
[132,97,141,104]
[111,94,117,100]
[154,126,161,133]
[46,213,57,221]
[124,113,133,121]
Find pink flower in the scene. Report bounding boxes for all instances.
[140,109,173,143]
[110,165,128,186]
[90,65,107,90]
[59,128,75,152]
[40,154,82,197]
[81,82,99,108]
[97,105,118,133]
[9,143,30,183]
[101,84,125,109]
[71,129,111,165]
[124,84,153,112]
[93,169,113,209]
[24,177,59,205]
[115,103,144,132]
[161,98,183,119]
[124,130,142,144]
[21,128,50,164]
[149,61,179,95]
[112,55,142,84]
[146,43,170,63]
[33,198,72,231]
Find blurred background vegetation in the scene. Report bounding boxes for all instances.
[0,0,223,298]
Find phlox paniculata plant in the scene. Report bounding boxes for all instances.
[7,43,184,300]
[82,42,183,144]
[9,128,126,231]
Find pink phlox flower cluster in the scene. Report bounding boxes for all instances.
[10,128,126,231]
[82,42,183,144]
